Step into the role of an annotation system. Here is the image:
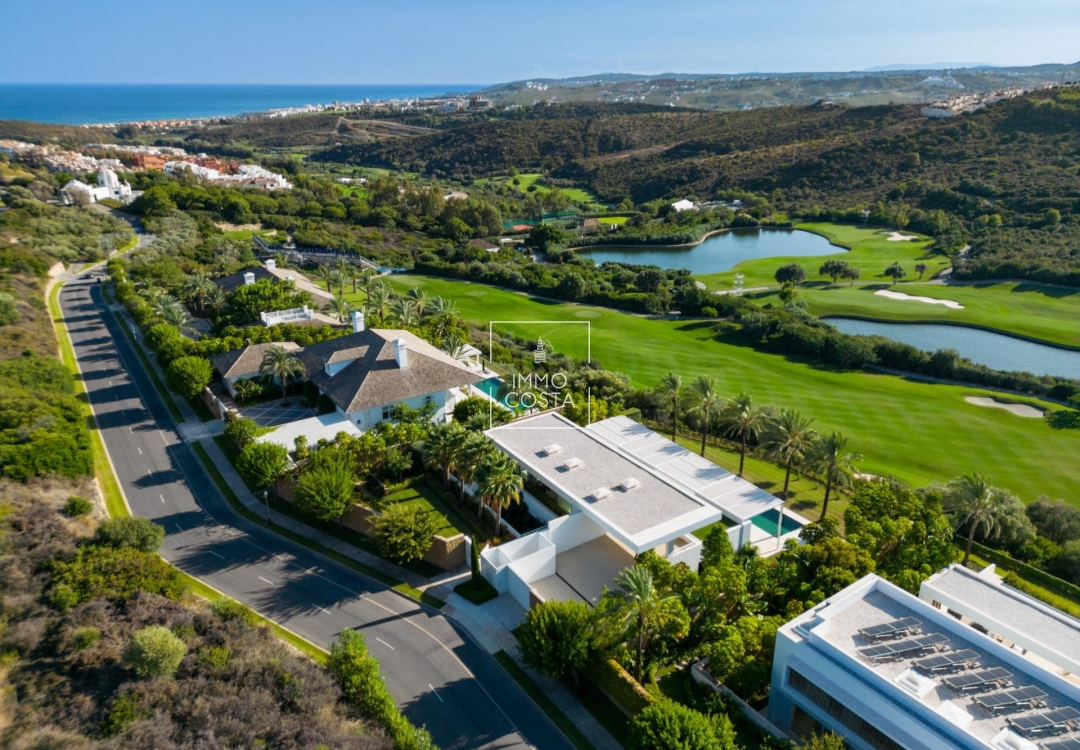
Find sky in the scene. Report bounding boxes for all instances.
[3,0,1078,84]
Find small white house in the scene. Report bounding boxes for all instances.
[60,168,133,205]
[670,199,696,212]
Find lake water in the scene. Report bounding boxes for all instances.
[827,318,1080,379]
[575,228,841,274]
[0,84,480,125]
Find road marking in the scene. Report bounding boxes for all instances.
[376,637,395,651]
[207,550,224,559]
[429,684,443,702]
[316,606,331,614]
[258,576,275,586]
[137,446,142,455]
[159,494,165,503]
[175,523,183,534]
[160,430,168,444]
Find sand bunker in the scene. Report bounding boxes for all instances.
[874,290,964,309]
[965,397,1044,418]
[884,231,919,241]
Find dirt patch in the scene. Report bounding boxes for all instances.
[964,396,1045,418]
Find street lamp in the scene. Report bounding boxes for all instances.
[262,490,272,525]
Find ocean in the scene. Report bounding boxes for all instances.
[0,84,482,125]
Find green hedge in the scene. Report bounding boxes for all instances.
[584,658,655,716]
[968,540,1080,603]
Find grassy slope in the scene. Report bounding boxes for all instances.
[385,274,1080,501]
[752,281,1080,349]
[695,223,949,290]
[381,480,467,537]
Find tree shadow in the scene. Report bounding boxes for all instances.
[1010,282,1080,300]
[1047,410,1080,430]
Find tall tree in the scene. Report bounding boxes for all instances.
[181,273,214,314]
[684,375,722,456]
[424,422,467,490]
[718,392,766,478]
[260,345,306,406]
[945,473,1018,567]
[407,287,430,317]
[658,373,682,441]
[476,451,524,532]
[809,431,861,521]
[324,294,355,323]
[763,408,818,500]
[315,263,336,292]
[295,448,357,531]
[456,432,495,507]
[608,565,686,683]
[158,303,197,336]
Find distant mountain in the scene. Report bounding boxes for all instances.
[864,63,997,71]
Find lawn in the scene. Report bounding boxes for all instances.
[380,479,467,538]
[695,223,949,291]
[597,216,628,225]
[384,274,1080,502]
[752,281,1080,349]
[491,172,603,208]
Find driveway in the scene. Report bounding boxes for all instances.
[240,402,315,427]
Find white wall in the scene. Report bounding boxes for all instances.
[547,513,605,551]
[666,536,703,569]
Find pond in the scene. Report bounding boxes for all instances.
[575,227,842,274]
[826,318,1080,380]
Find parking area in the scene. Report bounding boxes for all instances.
[239,402,315,427]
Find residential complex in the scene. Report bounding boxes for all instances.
[768,570,1080,750]
[59,167,133,205]
[163,160,292,190]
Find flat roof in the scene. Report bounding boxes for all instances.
[789,575,1080,750]
[485,412,722,553]
[255,412,362,452]
[922,565,1080,677]
[587,416,782,522]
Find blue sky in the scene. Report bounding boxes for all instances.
[3,0,1078,84]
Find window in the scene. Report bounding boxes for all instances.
[787,669,907,750]
[423,395,434,407]
[381,404,394,420]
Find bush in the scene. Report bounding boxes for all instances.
[165,355,213,398]
[373,503,441,564]
[144,323,182,351]
[452,395,489,423]
[627,699,734,750]
[518,600,595,681]
[223,416,260,452]
[63,496,93,517]
[49,583,79,611]
[236,441,289,490]
[209,597,261,626]
[123,625,187,679]
[71,626,101,651]
[51,545,188,604]
[195,644,233,672]
[95,516,165,552]
[295,448,357,526]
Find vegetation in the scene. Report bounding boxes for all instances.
[374,502,442,563]
[164,354,213,398]
[123,625,188,679]
[236,441,290,490]
[518,600,596,682]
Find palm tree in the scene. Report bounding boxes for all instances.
[476,452,523,533]
[153,295,182,316]
[391,298,420,327]
[407,287,430,317]
[808,432,861,521]
[315,264,336,293]
[762,408,818,500]
[323,294,355,323]
[181,273,214,313]
[658,373,682,441]
[611,565,684,684]
[362,271,381,298]
[684,375,722,457]
[945,474,1018,567]
[365,284,392,321]
[441,332,473,361]
[205,285,227,316]
[428,295,458,318]
[158,304,197,335]
[425,422,467,490]
[272,252,292,270]
[346,265,363,294]
[137,283,165,304]
[260,345,306,406]
[456,432,495,509]
[718,392,767,478]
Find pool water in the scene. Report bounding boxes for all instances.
[751,512,803,536]
[474,377,504,400]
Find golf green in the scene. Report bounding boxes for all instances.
[379,275,1080,502]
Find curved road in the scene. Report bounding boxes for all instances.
[59,275,569,750]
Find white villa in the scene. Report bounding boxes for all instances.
[476,412,804,609]
[671,198,696,212]
[60,168,133,205]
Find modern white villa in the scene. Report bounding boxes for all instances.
[768,572,1080,750]
[476,411,805,610]
[59,167,133,205]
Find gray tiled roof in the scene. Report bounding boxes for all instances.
[210,341,301,379]
[212,266,276,292]
[300,328,483,412]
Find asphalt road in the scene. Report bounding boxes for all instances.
[59,276,571,750]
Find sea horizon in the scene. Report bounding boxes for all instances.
[0,83,485,126]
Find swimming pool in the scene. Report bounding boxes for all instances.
[751,512,803,537]
[474,376,505,400]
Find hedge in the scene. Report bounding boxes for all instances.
[968,539,1080,603]
[584,658,655,716]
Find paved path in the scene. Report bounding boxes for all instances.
[58,275,573,750]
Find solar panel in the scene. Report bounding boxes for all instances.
[941,667,1012,693]
[1042,738,1080,750]
[1007,707,1080,736]
[859,633,949,662]
[859,617,923,641]
[974,685,1048,713]
[915,649,980,673]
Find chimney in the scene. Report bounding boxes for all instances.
[352,311,365,333]
[243,271,255,285]
[265,258,277,271]
[393,338,408,368]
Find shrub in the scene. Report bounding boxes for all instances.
[63,496,93,517]
[49,584,79,611]
[95,516,165,552]
[627,699,734,750]
[71,626,101,651]
[518,600,595,681]
[236,441,289,490]
[209,597,261,626]
[373,503,441,563]
[223,416,260,452]
[452,395,490,424]
[195,644,233,673]
[100,690,150,737]
[51,545,187,604]
[165,355,213,398]
[144,323,182,351]
[123,625,187,679]
[295,448,357,527]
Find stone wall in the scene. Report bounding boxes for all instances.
[424,533,466,570]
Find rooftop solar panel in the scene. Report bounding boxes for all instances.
[859,632,949,662]
[1041,738,1080,750]
[974,685,1048,713]
[914,649,980,673]
[1007,707,1080,736]
[941,667,1012,693]
[859,617,923,641]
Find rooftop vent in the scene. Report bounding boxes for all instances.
[591,487,612,501]
[618,477,641,491]
[562,457,583,470]
[542,443,562,456]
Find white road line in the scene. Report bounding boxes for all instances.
[207,550,224,559]
[159,494,165,503]
[258,576,275,586]
[429,684,443,702]
[376,637,395,651]
[175,523,183,534]
[160,430,168,444]
[316,606,331,614]
[137,446,142,455]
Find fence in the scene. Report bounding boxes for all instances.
[252,234,383,272]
